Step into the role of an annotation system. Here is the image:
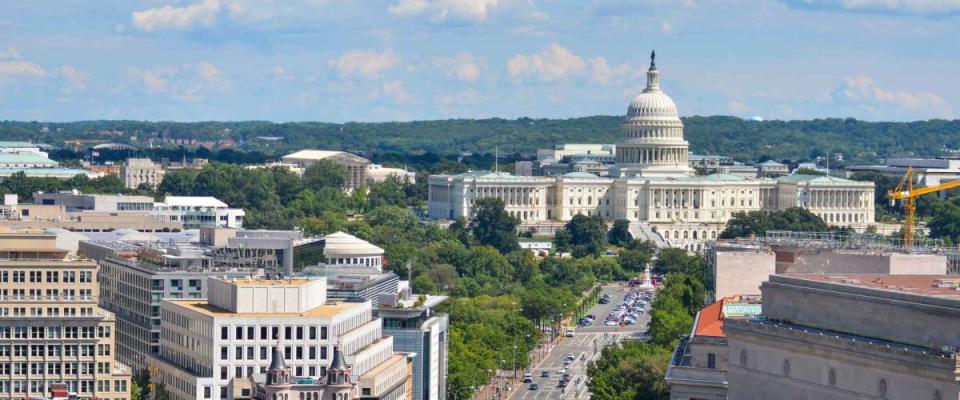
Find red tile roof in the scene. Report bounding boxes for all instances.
[693,300,725,338]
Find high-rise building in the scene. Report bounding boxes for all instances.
[148,276,410,400]
[376,294,448,400]
[0,233,131,400]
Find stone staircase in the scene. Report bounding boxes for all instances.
[629,222,670,248]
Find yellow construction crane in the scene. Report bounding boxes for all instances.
[888,166,960,250]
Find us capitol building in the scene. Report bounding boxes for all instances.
[428,53,875,250]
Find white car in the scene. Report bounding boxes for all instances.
[605,320,618,326]
[565,328,575,337]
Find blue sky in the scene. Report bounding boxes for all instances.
[0,0,958,122]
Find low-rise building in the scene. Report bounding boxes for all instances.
[120,158,165,190]
[0,233,131,400]
[725,274,960,399]
[281,151,371,192]
[666,296,761,400]
[148,277,410,400]
[35,192,245,229]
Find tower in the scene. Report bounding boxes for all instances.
[614,50,694,178]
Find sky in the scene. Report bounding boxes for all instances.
[0,0,958,123]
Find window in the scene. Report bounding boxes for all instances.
[320,327,327,340]
[707,353,716,369]
[220,347,228,360]
[221,326,229,340]
[284,327,292,340]
[309,326,317,340]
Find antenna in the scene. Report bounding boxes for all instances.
[495,146,499,173]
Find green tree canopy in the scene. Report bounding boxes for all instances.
[607,219,632,247]
[469,197,519,253]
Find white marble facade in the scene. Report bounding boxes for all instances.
[427,54,875,249]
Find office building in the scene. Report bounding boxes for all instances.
[35,192,245,229]
[377,293,448,400]
[83,228,321,371]
[725,274,960,399]
[120,158,165,190]
[148,277,411,400]
[0,233,131,400]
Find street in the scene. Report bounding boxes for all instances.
[503,285,652,400]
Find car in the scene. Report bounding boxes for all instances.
[562,360,572,368]
[605,320,617,326]
[565,328,575,337]
[564,353,575,361]
[558,368,567,375]
[523,373,533,383]
[557,380,568,388]
[541,370,550,378]
[562,373,572,382]
[529,383,539,391]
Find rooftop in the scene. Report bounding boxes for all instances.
[776,174,858,184]
[790,274,960,299]
[225,278,315,287]
[693,295,763,338]
[324,232,384,255]
[166,299,363,318]
[162,196,229,208]
[0,141,41,148]
[0,153,57,164]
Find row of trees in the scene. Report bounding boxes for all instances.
[14,117,960,164]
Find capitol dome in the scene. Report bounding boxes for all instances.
[627,90,679,119]
[614,50,694,178]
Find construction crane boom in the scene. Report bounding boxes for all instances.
[887,166,960,250]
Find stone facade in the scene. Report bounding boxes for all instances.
[0,233,131,400]
[725,274,960,400]
[427,56,875,250]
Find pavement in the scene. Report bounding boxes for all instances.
[487,285,652,400]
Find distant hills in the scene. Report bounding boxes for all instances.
[2,116,959,163]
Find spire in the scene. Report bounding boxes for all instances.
[644,49,660,93]
[266,347,290,386]
[325,345,350,386]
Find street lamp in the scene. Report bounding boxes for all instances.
[512,344,518,379]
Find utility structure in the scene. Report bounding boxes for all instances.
[888,166,960,250]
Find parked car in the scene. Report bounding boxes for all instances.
[529,383,539,391]
[541,370,550,378]
[523,373,533,383]
[565,328,575,337]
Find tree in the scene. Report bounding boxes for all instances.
[428,264,460,294]
[367,177,407,209]
[607,219,632,247]
[719,211,770,239]
[794,167,826,176]
[302,160,349,190]
[928,198,960,244]
[469,198,519,253]
[720,207,828,239]
[560,214,607,258]
[448,217,471,246]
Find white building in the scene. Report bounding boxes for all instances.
[148,277,404,400]
[34,192,246,229]
[427,54,876,250]
[321,232,385,271]
[0,141,48,157]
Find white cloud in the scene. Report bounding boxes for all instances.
[660,20,674,34]
[0,46,21,61]
[727,99,751,114]
[131,62,228,101]
[59,66,90,93]
[389,0,499,22]
[0,61,47,83]
[382,80,415,104]
[270,65,294,80]
[433,53,481,82]
[329,49,401,79]
[588,56,632,84]
[507,43,587,82]
[131,0,221,31]
[196,61,223,82]
[833,75,954,118]
[802,0,960,13]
